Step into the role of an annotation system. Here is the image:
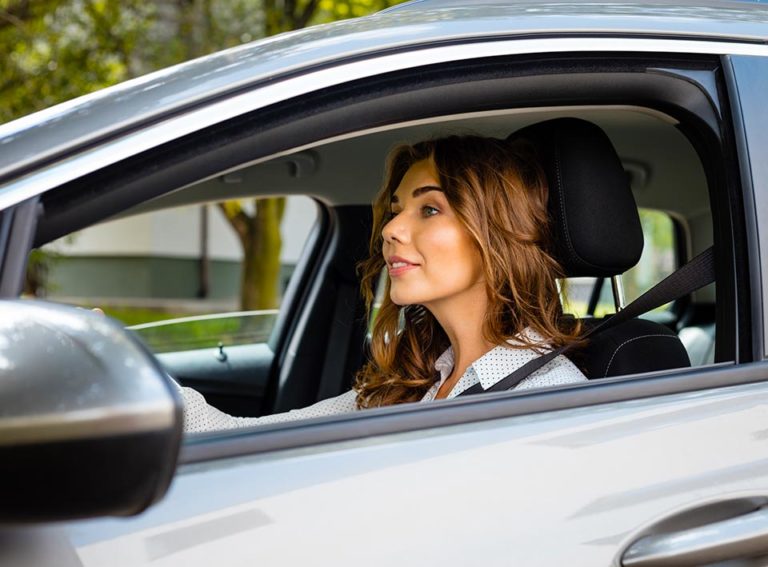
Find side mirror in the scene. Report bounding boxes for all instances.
[0,300,183,522]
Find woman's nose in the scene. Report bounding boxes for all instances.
[382,213,409,244]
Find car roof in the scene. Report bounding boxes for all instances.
[382,0,768,13]
[1,0,767,185]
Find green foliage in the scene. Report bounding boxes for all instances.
[0,0,152,122]
[0,0,408,123]
[23,234,76,296]
[624,208,676,301]
[24,247,56,296]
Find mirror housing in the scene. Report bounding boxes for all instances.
[0,300,183,522]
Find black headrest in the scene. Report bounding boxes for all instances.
[508,118,643,278]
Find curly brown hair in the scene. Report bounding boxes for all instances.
[354,135,581,409]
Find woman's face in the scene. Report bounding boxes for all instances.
[382,158,485,309]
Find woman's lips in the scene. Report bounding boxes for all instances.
[389,261,419,277]
[389,264,419,278]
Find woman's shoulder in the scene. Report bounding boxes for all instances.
[516,353,588,391]
[502,328,588,391]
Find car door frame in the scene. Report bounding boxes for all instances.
[723,54,768,363]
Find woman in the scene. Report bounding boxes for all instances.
[181,135,586,433]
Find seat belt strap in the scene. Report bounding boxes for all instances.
[458,246,715,397]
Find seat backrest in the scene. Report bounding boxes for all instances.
[508,118,691,378]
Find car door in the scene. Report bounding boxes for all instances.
[2,26,768,567]
[69,378,768,567]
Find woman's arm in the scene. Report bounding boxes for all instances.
[178,383,359,433]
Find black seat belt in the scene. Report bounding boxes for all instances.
[458,246,716,397]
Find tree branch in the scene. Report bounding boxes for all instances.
[217,201,251,243]
[0,0,30,32]
[284,0,297,29]
[0,9,25,31]
[263,0,282,36]
[295,0,320,30]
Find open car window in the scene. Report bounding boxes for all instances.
[17,50,741,445]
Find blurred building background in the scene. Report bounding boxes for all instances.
[42,197,317,313]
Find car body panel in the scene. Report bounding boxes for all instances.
[28,378,768,566]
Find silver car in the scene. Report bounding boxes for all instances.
[2,1,768,565]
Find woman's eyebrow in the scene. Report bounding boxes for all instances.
[412,185,443,198]
[390,185,443,204]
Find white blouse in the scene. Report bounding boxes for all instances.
[180,331,587,433]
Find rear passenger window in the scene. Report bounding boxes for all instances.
[563,208,677,319]
[27,197,318,353]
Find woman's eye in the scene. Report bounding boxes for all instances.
[421,205,439,217]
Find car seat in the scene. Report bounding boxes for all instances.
[508,118,691,378]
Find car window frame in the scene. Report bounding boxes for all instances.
[723,54,767,362]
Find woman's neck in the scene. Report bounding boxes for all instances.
[424,284,495,394]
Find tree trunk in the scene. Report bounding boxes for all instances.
[238,197,285,310]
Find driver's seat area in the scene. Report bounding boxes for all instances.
[509,118,691,379]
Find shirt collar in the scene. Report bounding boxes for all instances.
[433,328,551,391]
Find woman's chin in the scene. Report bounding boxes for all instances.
[390,291,418,306]
[390,292,431,307]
